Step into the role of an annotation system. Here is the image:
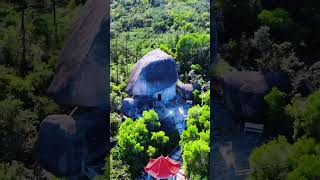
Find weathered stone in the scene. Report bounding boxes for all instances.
[35,109,108,177]
[215,71,291,119]
[126,49,178,101]
[121,98,138,118]
[177,84,194,100]
[47,0,108,108]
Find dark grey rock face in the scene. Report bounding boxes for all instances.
[177,84,194,100]
[121,98,138,118]
[125,49,178,97]
[47,0,108,108]
[37,0,109,177]
[35,109,108,177]
[216,71,291,119]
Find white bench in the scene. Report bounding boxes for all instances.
[186,100,193,105]
[244,122,264,136]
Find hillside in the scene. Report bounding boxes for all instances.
[0,0,81,178]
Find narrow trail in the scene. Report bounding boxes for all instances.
[140,101,187,180]
[211,97,263,180]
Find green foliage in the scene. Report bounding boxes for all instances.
[250,136,320,180]
[180,102,210,179]
[264,87,291,136]
[186,105,210,132]
[175,33,210,72]
[287,138,320,168]
[110,1,210,178]
[151,131,169,145]
[286,155,320,180]
[210,58,234,76]
[0,0,80,175]
[180,125,199,146]
[110,112,122,142]
[112,110,171,177]
[265,87,287,110]
[110,0,210,88]
[286,138,320,180]
[159,43,174,56]
[0,98,37,161]
[258,8,293,28]
[191,64,202,73]
[192,89,201,104]
[249,136,291,180]
[0,161,33,180]
[109,157,132,180]
[199,90,210,106]
[182,139,209,179]
[140,109,160,130]
[286,91,320,140]
[301,91,320,140]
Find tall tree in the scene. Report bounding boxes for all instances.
[51,0,58,44]
[19,0,27,76]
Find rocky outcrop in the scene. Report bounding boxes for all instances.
[47,0,108,108]
[177,83,201,100]
[125,49,178,101]
[36,0,109,178]
[215,71,291,119]
[177,84,194,100]
[121,98,138,118]
[35,109,108,177]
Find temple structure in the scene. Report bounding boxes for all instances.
[144,156,181,180]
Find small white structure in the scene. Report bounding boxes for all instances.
[244,122,264,136]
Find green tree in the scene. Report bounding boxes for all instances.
[287,138,320,169]
[0,161,33,180]
[175,33,210,72]
[186,105,210,132]
[286,91,320,140]
[0,99,37,161]
[249,136,291,180]
[182,139,209,179]
[264,87,291,136]
[193,89,201,104]
[110,112,122,142]
[286,138,320,180]
[258,8,293,28]
[113,110,170,177]
[286,155,320,180]
[200,90,210,106]
[180,125,199,146]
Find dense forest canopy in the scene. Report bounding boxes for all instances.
[107,0,210,179]
[0,0,81,177]
[214,0,320,179]
[109,0,210,112]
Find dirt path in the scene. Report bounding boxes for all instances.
[211,99,264,180]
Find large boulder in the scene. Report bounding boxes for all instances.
[125,49,178,101]
[177,84,194,100]
[47,0,108,108]
[121,98,138,118]
[215,71,291,119]
[35,109,108,177]
[177,83,201,100]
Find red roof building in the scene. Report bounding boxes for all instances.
[144,155,181,179]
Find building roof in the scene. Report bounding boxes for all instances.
[144,156,181,179]
[125,49,178,96]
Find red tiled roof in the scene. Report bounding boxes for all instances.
[144,155,181,179]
